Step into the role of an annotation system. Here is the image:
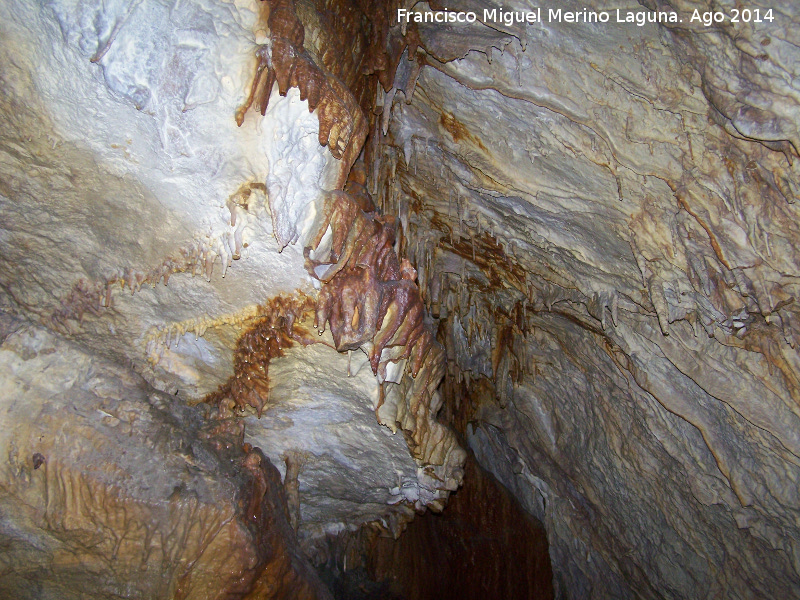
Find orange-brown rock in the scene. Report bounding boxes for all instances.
[237,0,368,177]
[0,325,331,600]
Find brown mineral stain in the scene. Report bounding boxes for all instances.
[203,293,317,418]
[439,112,488,152]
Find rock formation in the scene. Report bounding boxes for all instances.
[1,0,799,598]
[372,1,800,597]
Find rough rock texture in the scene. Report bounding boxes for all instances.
[5,0,799,597]
[0,0,464,593]
[0,320,330,599]
[200,295,448,547]
[371,0,800,598]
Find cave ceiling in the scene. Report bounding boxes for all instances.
[1,0,799,598]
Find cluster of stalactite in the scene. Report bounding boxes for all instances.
[365,9,800,419]
[204,293,318,417]
[238,0,430,185]
[304,185,464,486]
[234,0,466,501]
[237,0,368,180]
[201,184,466,506]
[366,157,531,413]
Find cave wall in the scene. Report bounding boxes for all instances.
[2,0,800,598]
[371,1,800,598]
[319,454,554,600]
[0,0,465,595]
[0,317,331,599]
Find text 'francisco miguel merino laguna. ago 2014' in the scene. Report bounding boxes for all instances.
[396,7,777,27]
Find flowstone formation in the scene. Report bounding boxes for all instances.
[366,0,800,598]
[0,0,465,596]
[0,319,331,600]
[4,0,800,597]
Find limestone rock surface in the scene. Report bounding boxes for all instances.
[4,0,800,597]
[0,0,462,591]
[374,0,800,597]
[0,320,330,599]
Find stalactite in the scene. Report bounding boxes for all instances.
[50,243,200,334]
[282,450,309,533]
[50,181,270,335]
[203,294,318,419]
[236,0,367,185]
[302,188,465,505]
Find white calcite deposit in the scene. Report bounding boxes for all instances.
[0,1,459,595]
[3,0,800,598]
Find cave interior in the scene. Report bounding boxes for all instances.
[1,0,799,599]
